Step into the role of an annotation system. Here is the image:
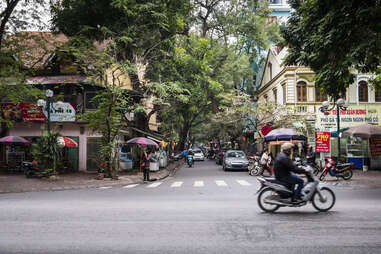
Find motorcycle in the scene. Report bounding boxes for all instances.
[294,157,321,176]
[319,157,354,181]
[23,161,52,178]
[256,170,336,213]
[248,154,261,176]
[187,154,194,167]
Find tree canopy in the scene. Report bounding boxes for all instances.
[283,0,381,98]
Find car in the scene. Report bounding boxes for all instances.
[222,150,249,171]
[193,149,205,161]
[216,148,229,165]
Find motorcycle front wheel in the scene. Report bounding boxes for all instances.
[342,169,353,180]
[257,188,280,213]
[250,166,260,176]
[312,187,336,212]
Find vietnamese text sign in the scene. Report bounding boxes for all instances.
[316,131,330,153]
[370,138,381,157]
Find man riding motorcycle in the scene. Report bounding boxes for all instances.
[274,142,311,203]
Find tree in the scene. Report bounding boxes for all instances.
[283,0,381,98]
[0,0,49,50]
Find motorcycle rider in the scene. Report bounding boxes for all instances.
[274,142,311,203]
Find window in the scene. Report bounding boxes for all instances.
[296,81,307,102]
[376,90,381,102]
[273,89,277,103]
[85,91,99,110]
[358,81,368,102]
[315,87,328,102]
[282,84,286,104]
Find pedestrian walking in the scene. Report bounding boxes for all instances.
[143,150,150,182]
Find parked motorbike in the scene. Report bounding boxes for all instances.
[257,170,336,213]
[319,157,354,181]
[187,154,194,167]
[248,154,261,176]
[23,161,53,178]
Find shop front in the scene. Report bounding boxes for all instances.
[315,105,381,170]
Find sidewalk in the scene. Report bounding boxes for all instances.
[322,170,381,189]
[0,160,183,194]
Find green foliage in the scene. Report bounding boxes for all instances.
[31,130,62,175]
[283,0,381,98]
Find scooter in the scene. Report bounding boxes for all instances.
[248,154,261,176]
[294,157,321,176]
[187,154,194,167]
[23,161,52,178]
[256,170,336,213]
[319,157,354,181]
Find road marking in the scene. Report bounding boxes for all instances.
[147,182,163,188]
[171,181,183,188]
[194,181,204,187]
[122,184,139,189]
[99,186,112,190]
[237,180,251,186]
[215,180,228,186]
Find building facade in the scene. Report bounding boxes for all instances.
[257,47,381,169]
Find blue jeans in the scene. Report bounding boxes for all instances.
[280,174,304,200]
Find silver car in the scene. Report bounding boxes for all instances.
[222,150,249,171]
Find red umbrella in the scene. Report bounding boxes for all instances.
[0,136,29,145]
[57,137,78,148]
[126,137,159,148]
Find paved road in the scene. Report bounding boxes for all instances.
[1,160,381,254]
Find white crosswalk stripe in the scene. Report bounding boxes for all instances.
[236,180,251,186]
[122,184,139,189]
[171,181,183,188]
[194,181,204,187]
[98,186,112,190]
[215,180,228,187]
[147,182,163,188]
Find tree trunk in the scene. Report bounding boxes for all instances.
[178,125,190,151]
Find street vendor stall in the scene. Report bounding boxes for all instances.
[343,124,381,170]
[264,128,307,158]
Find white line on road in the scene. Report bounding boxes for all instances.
[171,182,183,188]
[236,180,251,186]
[194,181,204,187]
[98,186,112,190]
[215,180,228,187]
[147,182,163,188]
[122,184,139,189]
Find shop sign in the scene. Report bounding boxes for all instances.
[315,131,330,153]
[369,138,381,156]
[316,105,380,132]
[2,102,76,122]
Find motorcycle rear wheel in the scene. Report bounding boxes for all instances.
[342,169,353,180]
[250,166,260,176]
[257,188,280,213]
[312,187,335,212]
[319,171,327,181]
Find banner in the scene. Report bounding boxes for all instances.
[316,131,330,153]
[369,138,381,157]
[2,102,76,122]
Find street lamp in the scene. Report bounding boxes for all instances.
[320,98,349,162]
[37,89,64,134]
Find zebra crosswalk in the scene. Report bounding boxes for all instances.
[98,179,255,190]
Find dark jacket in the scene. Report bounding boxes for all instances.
[274,152,306,179]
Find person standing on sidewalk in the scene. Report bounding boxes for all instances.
[143,150,150,182]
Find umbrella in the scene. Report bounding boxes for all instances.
[57,137,78,148]
[126,137,159,148]
[264,128,306,142]
[0,136,30,145]
[343,124,381,139]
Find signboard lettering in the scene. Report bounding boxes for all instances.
[316,131,330,153]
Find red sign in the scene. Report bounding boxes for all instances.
[316,131,330,153]
[2,103,45,122]
[261,125,272,137]
[369,138,381,156]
